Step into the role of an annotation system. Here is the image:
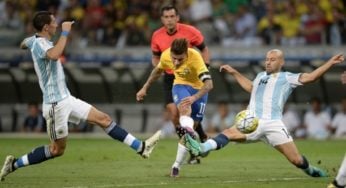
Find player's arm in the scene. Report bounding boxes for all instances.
[151,37,161,67]
[136,66,164,101]
[299,54,344,84]
[194,78,213,100]
[151,54,160,67]
[196,43,210,66]
[46,21,74,60]
[180,72,213,107]
[20,40,28,49]
[220,64,253,93]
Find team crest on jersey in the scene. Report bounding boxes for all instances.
[259,76,270,85]
[176,68,190,77]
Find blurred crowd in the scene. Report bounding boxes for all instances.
[0,0,346,48]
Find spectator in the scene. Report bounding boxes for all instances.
[257,2,282,45]
[300,4,328,45]
[22,102,46,133]
[282,104,305,138]
[327,7,346,46]
[303,97,332,139]
[277,1,304,46]
[331,97,346,138]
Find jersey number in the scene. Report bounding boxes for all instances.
[199,102,206,114]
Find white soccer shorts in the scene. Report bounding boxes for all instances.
[246,119,293,146]
[42,95,92,140]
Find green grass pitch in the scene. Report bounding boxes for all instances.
[0,137,344,188]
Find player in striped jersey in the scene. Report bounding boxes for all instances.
[0,11,161,182]
[185,49,344,178]
[137,38,213,177]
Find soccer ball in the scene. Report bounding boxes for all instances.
[234,110,259,134]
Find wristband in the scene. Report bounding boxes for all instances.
[61,31,69,37]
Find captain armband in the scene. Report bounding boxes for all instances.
[198,72,212,82]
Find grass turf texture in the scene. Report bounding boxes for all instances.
[0,137,344,188]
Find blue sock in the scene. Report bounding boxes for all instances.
[14,145,53,169]
[104,121,142,152]
[212,134,229,150]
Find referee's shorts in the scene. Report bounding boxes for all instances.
[163,72,175,105]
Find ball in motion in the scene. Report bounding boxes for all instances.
[234,110,259,133]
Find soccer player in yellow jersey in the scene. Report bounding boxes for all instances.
[137,38,213,177]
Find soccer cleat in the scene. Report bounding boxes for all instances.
[0,155,15,182]
[140,130,162,158]
[184,134,202,156]
[184,127,196,139]
[305,165,328,177]
[327,180,345,188]
[170,167,179,178]
[187,155,201,165]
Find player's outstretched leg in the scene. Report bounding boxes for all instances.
[184,134,202,156]
[184,133,229,156]
[0,155,15,181]
[0,144,55,182]
[187,122,208,164]
[297,155,328,177]
[104,121,161,158]
[140,130,162,158]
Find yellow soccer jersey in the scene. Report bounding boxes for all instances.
[158,48,209,89]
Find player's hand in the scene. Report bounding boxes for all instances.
[341,71,346,84]
[61,21,74,32]
[136,88,147,102]
[220,64,237,74]
[329,53,344,65]
[180,96,196,107]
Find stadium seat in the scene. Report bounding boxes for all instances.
[9,67,42,103]
[64,64,109,103]
[135,64,164,103]
[0,68,19,103]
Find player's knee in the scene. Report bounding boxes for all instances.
[98,113,112,128]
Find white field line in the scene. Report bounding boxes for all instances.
[63,177,310,188]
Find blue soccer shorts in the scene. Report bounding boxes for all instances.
[172,84,208,122]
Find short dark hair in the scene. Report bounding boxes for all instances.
[171,38,188,55]
[160,4,178,16]
[33,11,52,31]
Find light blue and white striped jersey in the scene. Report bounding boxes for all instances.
[24,35,70,104]
[248,71,302,120]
